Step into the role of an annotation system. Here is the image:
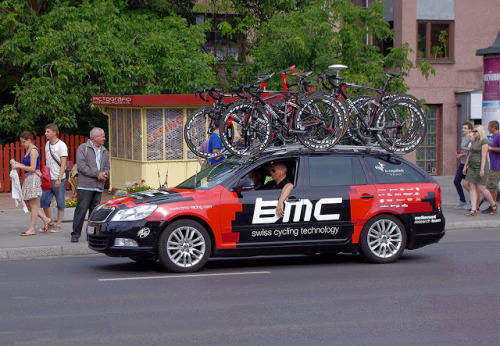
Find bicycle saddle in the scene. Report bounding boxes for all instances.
[292,71,313,78]
[385,72,401,78]
[328,64,348,71]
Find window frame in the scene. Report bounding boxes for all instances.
[416,20,454,63]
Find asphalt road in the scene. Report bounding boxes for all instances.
[1,229,499,345]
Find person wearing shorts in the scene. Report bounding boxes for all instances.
[39,123,68,232]
[484,120,500,213]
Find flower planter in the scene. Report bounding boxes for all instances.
[51,207,85,222]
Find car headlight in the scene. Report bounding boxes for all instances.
[111,204,158,222]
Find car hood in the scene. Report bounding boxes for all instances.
[103,188,196,209]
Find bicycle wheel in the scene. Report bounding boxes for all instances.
[294,95,345,150]
[345,95,380,146]
[374,99,427,154]
[184,108,223,159]
[220,102,272,157]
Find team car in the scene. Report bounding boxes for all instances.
[87,146,445,272]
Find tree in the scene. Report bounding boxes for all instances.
[0,0,215,142]
[237,0,434,93]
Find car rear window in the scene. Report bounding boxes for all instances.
[365,156,427,184]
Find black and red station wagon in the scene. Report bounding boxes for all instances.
[87,146,445,272]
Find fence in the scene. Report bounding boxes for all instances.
[0,133,88,193]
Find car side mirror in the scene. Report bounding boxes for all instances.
[232,177,255,192]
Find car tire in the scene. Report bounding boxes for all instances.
[359,214,407,263]
[158,220,211,273]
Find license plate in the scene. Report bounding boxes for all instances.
[87,225,96,235]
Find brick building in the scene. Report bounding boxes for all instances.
[381,0,500,175]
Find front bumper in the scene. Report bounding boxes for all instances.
[87,219,165,259]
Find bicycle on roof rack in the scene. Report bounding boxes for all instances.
[219,71,344,157]
[313,64,427,154]
[184,87,240,160]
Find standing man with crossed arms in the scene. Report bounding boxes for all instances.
[71,128,110,243]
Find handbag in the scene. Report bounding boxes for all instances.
[36,165,52,191]
[49,143,73,173]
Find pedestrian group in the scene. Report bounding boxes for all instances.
[10,124,110,241]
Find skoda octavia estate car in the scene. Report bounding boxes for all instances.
[87,146,445,272]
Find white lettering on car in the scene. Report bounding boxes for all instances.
[252,197,342,224]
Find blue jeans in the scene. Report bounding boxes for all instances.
[454,163,466,203]
[40,178,67,209]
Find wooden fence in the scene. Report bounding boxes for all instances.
[0,133,88,193]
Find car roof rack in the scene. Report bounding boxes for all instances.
[258,143,392,157]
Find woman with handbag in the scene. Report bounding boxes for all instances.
[11,131,53,236]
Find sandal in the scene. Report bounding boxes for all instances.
[466,210,477,217]
[491,204,497,216]
[39,220,54,233]
[21,231,36,236]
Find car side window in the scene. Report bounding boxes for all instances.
[353,157,367,185]
[365,156,426,183]
[309,156,354,186]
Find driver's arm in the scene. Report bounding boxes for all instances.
[276,183,293,217]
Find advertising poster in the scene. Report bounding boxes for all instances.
[482,56,500,131]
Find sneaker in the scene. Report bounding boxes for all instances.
[481,206,493,214]
[464,202,472,210]
[50,226,62,233]
[453,201,467,210]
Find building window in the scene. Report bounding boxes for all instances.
[196,14,244,61]
[417,21,454,62]
[416,105,440,175]
[373,21,393,56]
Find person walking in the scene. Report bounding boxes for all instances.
[11,131,52,236]
[463,125,497,216]
[483,120,500,213]
[39,123,68,233]
[71,128,110,242]
[454,122,472,209]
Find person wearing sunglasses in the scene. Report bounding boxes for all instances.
[264,162,294,217]
[462,125,497,216]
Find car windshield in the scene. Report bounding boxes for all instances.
[176,158,252,190]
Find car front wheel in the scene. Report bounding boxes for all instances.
[359,214,407,263]
[158,220,211,273]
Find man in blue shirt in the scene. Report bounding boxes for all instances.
[208,123,225,166]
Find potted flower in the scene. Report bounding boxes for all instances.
[52,195,78,222]
[114,180,154,198]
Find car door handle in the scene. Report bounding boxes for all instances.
[360,194,374,199]
[287,196,300,202]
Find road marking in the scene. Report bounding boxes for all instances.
[99,271,271,282]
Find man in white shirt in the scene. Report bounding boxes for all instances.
[39,123,68,233]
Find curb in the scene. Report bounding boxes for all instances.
[0,245,98,260]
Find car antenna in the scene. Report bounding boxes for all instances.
[164,170,168,188]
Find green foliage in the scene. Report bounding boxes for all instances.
[238,0,434,94]
[0,0,215,142]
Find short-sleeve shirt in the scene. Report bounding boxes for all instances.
[208,132,224,165]
[460,136,471,164]
[45,140,68,180]
[489,133,500,170]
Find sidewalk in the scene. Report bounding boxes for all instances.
[0,177,498,261]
